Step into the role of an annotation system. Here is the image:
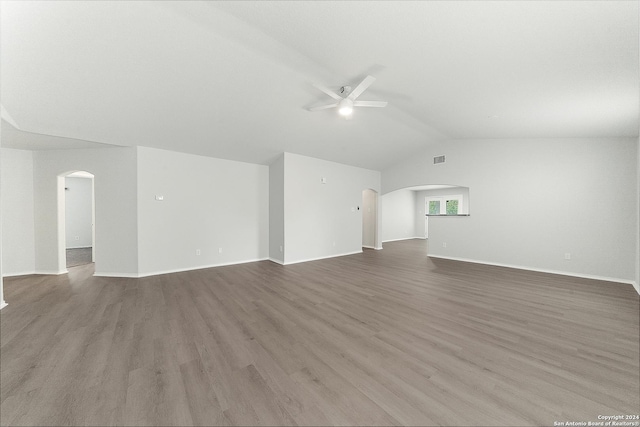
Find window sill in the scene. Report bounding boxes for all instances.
[425,214,470,217]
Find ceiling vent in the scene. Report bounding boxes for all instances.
[433,155,445,164]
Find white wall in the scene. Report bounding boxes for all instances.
[383,138,638,284]
[283,153,381,264]
[0,216,3,308]
[136,146,269,276]
[0,148,6,308]
[414,187,470,238]
[362,189,377,248]
[1,148,35,276]
[381,189,416,242]
[269,154,285,263]
[32,147,138,276]
[635,137,639,294]
[0,214,4,308]
[64,176,93,248]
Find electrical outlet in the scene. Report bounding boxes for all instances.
[564,253,571,260]
[442,242,447,248]
[279,246,283,252]
[218,247,223,254]
[75,236,79,240]
[196,249,201,256]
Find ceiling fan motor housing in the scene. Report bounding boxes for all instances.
[308,75,386,114]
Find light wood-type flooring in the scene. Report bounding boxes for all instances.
[1,240,638,426]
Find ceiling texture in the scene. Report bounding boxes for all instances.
[1,1,638,170]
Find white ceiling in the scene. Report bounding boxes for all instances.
[1,120,120,151]
[407,185,461,192]
[1,1,637,170]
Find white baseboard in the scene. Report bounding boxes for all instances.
[382,237,422,243]
[133,257,270,278]
[362,245,376,249]
[0,300,7,310]
[66,246,92,250]
[428,254,639,291]
[3,269,68,278]
[2,271,37,278]
[35,270,68,275]
[282,250,362,266]
[93,272,140,278]
[268,258,285,265]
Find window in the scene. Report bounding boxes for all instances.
[446,199,459,215]
[428,200,440,215]
[426,195,463,215]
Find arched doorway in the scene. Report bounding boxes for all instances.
[58,171,95,272]
[362,189,378,249]
[380,184,470,245]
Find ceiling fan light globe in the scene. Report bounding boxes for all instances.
[338,98,354,116]
[338,106,353,116]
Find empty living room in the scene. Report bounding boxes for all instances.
[1,1,638,426]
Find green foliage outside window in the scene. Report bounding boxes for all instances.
[429,201,440,215]
[446,200,459,215]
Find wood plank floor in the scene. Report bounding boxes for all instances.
[1,239,638,426]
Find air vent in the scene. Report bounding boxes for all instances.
[433,155,445,164]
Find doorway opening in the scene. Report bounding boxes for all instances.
[380,184,470,243]
[59,171,95,271]
[362,189,378,249]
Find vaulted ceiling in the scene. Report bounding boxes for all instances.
[1,1,638,170]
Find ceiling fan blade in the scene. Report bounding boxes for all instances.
[347,75,376,100]
[308,103,338,111]
[354,100,388,108]
[313,83,342,100]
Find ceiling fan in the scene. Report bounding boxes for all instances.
[308,75,387,117]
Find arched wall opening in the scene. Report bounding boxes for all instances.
[57,170,95,273]
[362,188,379,249]
[381,184,470,244]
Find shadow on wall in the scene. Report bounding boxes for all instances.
[381,184,470,242]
